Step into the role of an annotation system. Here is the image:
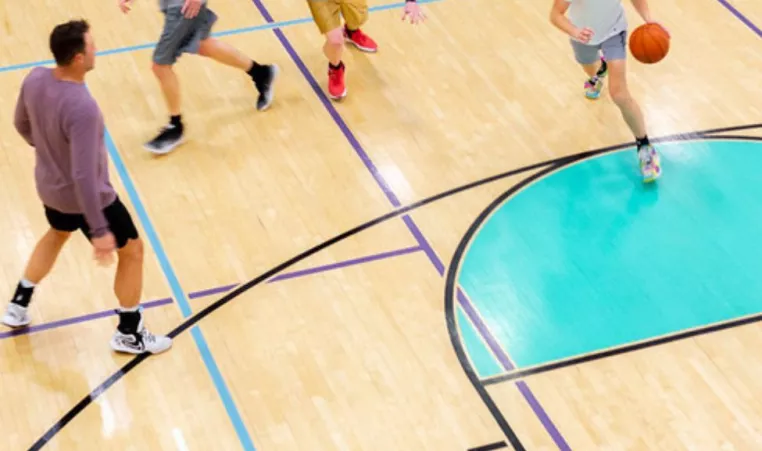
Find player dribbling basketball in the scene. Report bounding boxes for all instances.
[550,0,664,182]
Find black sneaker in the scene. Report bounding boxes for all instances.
[144,124,185,155]
[253,64,279,111]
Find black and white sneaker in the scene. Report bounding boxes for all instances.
[110,319,172,355]
[2,303,30,328]
[143,124,185,155]
[254,64,279,111]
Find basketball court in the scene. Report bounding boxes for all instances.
[2,0,762,449]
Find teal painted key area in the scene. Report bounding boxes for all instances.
[457,139,762,377]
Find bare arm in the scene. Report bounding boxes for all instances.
[550,0,593,43]
[630,0,653,22]
[67,100,110,238]
[549,0,576,36]
[14,83,33,146]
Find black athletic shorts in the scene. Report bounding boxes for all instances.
[44,196,139,249]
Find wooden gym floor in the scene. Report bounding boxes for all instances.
[2,0,762,449]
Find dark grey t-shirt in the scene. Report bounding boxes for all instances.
[14,67,117,237]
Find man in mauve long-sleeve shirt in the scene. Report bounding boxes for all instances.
[3,19,171,355]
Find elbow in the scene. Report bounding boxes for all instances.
[14,121,31,142]
[549,11,560,26]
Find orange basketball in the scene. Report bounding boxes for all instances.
[629,23,670,64]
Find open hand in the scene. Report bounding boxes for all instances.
[572,27,594,44]
[118,0,133,14]
[182,0,203,18]
[401,1,426,24]
[92,232,116,266]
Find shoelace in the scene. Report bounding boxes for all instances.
[638,148,654,165]
[139,328,158,343]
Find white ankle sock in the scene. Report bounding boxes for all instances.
[20,279,35,289]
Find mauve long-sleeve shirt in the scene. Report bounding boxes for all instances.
[14,67,117,238]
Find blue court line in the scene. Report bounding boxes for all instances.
[103,129,256,450]
[0,0,440,75]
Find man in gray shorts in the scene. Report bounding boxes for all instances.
[119,0,279,154]
[550,0,663,183]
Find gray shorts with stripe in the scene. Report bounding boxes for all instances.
[153,5,218,65]
[570,30,627,65]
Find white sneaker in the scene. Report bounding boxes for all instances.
[110,318,172,355]
[2,303,31,327]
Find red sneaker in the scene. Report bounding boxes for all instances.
[344,26,378,53]
[328,63,347,100]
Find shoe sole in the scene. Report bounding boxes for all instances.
[110,340,173,355]
[345,38,377,53]
[257,64,280,112]
[143,137,186,155]
[329,88,348,101]
[643,171,661,183]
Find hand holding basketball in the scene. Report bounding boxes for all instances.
[629,22,670,64]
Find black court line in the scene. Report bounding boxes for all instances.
[483,309,762,387]
[446,127,762,425]
[28,122,762,450]
[467,441,508,451]
[447,162,571,451]
[27,155,562,450]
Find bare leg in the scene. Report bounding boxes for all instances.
[324,27,344,65]
[114,238,144,310]
[110,237,172,354]
[607,58,661,181]
[152,64,181,117]
[22,229,70,284]
[3,229,70,327]
[197,37,278,111]
[198,37,253,70]
[606,58,646,139]
[582,61,601,78]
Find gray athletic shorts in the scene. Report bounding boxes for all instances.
[153,5,218,65]
[570,30,627,65]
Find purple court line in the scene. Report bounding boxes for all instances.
[245,0,569,448]
[0,298,173,340]
[458,288,569,449]
[0,246,422,341]
[188,245,422,299]
[716,0,762,37]
[268,245,421,282]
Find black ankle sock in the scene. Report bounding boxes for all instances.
[598,59,607,74]
[117,308,142,335]
[10,282,34,308]
[247,60,268,80]
[344,25,356,37]
[170,115,182,128]
[636,135,650,149]
[329,61,344,70]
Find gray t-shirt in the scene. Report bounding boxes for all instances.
[14,67,117,237]
[566,0,628,46]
